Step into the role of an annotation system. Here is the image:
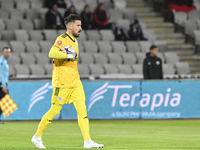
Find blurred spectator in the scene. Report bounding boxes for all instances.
[114,24,127,41]
[64,5,78,18]
[46,0,67,9]
[129,19,147,41]
[143,45,163,80]
[80,5,93,30]
[93,3,111,29]
[45,4,64,29]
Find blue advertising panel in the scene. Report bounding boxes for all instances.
[1,80,200,120]
[141,80,200,119]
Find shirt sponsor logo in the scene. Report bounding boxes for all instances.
[58,97,63,101]
[57,40,62,46]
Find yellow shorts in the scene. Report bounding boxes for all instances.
[51,86,85,105]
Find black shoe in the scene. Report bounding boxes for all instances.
[0,121,4,124]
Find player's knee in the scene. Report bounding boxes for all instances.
[50,103,62,116]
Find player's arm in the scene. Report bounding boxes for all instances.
[48,36,67,59]
[0,61,8,93]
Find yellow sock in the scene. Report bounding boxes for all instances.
[36,103,62,137]
[74,100,91,141]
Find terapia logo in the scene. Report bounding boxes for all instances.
[88,82,181,111]
[28,82,53,112]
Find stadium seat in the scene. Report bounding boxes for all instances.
[57,29,66,35]
[33,18,44,29]
[111,41,126,53]
[122,8,136,20]
[86,30,101,41]
[0,0,15,9]
[157,52,165,63]
[8,53,21,64]
[184,20,197,38]
[107,53,123,64]
[126,41,141,53]
[77,30,87,41]
[30,0,44,9]
[8,64,15,74]
[39,41,53,53]
[0,41,10,52]
[4,19,20,30]
[139,41,152,53]
[85,0,97,11]
[98,0,113,10]
[71,0,85,14]
[83,41,98,53]
[0,9,9,19]
[28,30,44,41]
[14,30,29,41]
[173,11,187,26]
[1,30,15,41]
[43,64,52,75]
[175,62,190,74]
[143,29,157,42]
[108,9,123,23]
[118,64,133,74]
[10,41,25,53]
[58,8,65,17]
[24,41,40,53]
[103,64,119,74]
[93,53,108,64]
[97,41,113,53]
[34,52,50,64]
[99,30,115,41]
[43,30,58,41]
[38,8,48,19]
[29,64,45,76]
[20,53,36,64]
[9,9,24,20]
[25,9,39,19]
[79,53,94,64]
[153,40,168,52]
[14,64,30,76]
[121,52,137,64]
[20,20,34,30]
[0,19,5,31]
[89,64,105,75]
[164,52,179,64]
[78,41,84,53]
[15,0,30,10]
[163,64,175,75]
[135,52,146,64]
[114,0,127,10]
[117,19,131,31]
[188,9,199,21]
[132,64,143,74]
[194,30,200,47]
[78,63,90,75]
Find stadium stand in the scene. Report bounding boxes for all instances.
[0,0,194,79]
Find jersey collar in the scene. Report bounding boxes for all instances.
[66,32,75,43]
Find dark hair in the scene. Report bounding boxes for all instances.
[64,14,81,25]
[84,4,90,11]
[2,47,11,52]
[94,3,104,12]
[150,45,157,51]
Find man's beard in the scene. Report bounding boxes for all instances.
[72,30,80,38]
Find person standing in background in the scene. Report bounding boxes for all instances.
[143,45,163,79]
[80,5,93,30]
[0,47,17,124]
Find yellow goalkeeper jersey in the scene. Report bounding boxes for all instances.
[49,32,82,88]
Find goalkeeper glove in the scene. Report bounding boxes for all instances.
[60,46,77,61]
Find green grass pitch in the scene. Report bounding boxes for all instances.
[0,119,199,150]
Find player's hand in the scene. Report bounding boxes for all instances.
[67,46,77,61]
[2,86,8,94]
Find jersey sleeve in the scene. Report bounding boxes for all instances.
[49,36,67,59]
[0,61,6,87]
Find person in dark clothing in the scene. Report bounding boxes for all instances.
[64,5,78,18]
[93,3,111,29]
[129,19,147,41]
[143,45,163,80]
[80,5,93,30]
[46,0,67,9]
[45,4,64,29]
[114,24,127,41]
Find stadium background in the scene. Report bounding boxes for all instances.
[1,0,200,121]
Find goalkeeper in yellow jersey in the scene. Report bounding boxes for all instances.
[31,14,104,149]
